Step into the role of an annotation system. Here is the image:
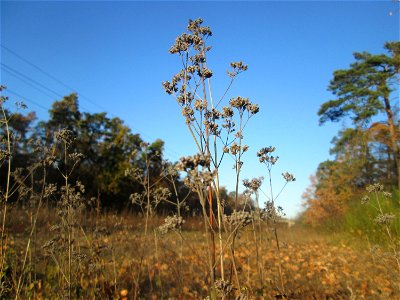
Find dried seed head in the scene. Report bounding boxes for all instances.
[159,215,185,234]
[257,146,278,164]
[366,183,384,193]
[182,106,194,118]
[227,61,248,77]
[374,213,395,225]
[361,195,370,204]
[194,99,207,110]
[257,146,275,156]
[44,183,57,199]
[229,96,249,110]
[225,210,253,229]
[230,143,240,155]
[69,152,84,162]
[247,103,259,115]
[0,149,10,161]
[55,129,75,145]
[214,279,233,296]
[383,191,392,198]
[130,192,144,205]
[178,154,211,170]
[282,172,295,182]
[243,177,264,192]
[199,67,213,79]
[222,106,234,118]
[162,80,178,95]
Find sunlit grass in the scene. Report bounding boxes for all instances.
[4,207,399,299]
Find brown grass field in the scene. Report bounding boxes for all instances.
[4,206,399,299]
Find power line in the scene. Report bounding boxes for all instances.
[1,63,93,113]
[2,44,120,114]
[1,44,182,161]
[2,66,62,101]
[5,89,49,111]
[1,44,77,92]
[1,63,64,99]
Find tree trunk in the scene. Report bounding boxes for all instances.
[383,95,400,190]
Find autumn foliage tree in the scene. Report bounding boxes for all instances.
[304,42,399,226]
[318,41,400,189]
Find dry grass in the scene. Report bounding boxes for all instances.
[4,207,399,299]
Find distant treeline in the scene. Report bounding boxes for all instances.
[302,41,400,226]
[0,93,245,214]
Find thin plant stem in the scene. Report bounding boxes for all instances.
[14,166,46,299]
[0,104,11,277]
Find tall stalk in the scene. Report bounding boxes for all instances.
[0,93,11,278]
[163,18,259,296]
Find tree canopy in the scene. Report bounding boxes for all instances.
[304,42,400,226]
[1,92,242,214]
[318,41,399,190]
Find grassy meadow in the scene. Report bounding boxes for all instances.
[3,205,399,299]
[1,17,399,299]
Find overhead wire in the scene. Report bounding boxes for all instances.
[5,89,49,112]
[2,63,65,99]
[1,63,93,113]
[2,67,60,101]
[1,44,182,161]
[2,44,110,112]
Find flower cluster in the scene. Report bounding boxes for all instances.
[257,146,278,165]
[214,279,233,297]
[183,169,216,192]
[69,152,84,163]
[169,32,204,54]
[169,18,211,58]
[225,142,249,156]
[261,201,285,221]
[187,18,212,38]
[152,187,172,205]
[224,210,253,229]
[129,192,145,206]
[243,177,264,192]
[178,154,211,170]
[55,128,75,146]
[366,183,384,193]
[125,167,143,182]
[227,61,248,78]
[229,96,259,115]
[374,213,395,225]
[361,195,370,204]
[282,172,296,182]
[158,215,185,234]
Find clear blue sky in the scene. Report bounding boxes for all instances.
[1,1,398,217]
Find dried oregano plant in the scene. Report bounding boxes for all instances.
[162,19,294,298]
[163,18,294,297]
[41,129,111,299]
[0,86,49,299]
[362,183,400,274]
[126,142,171,235]
[163,18,259,294]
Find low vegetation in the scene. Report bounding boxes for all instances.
[1,18,399,299]
[2,209,399,299]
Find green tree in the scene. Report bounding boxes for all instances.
[37,94,147,209]
[47,93,81,135]
[76,112,144,208]
[318,41,400,189]
[0,104,39,204]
